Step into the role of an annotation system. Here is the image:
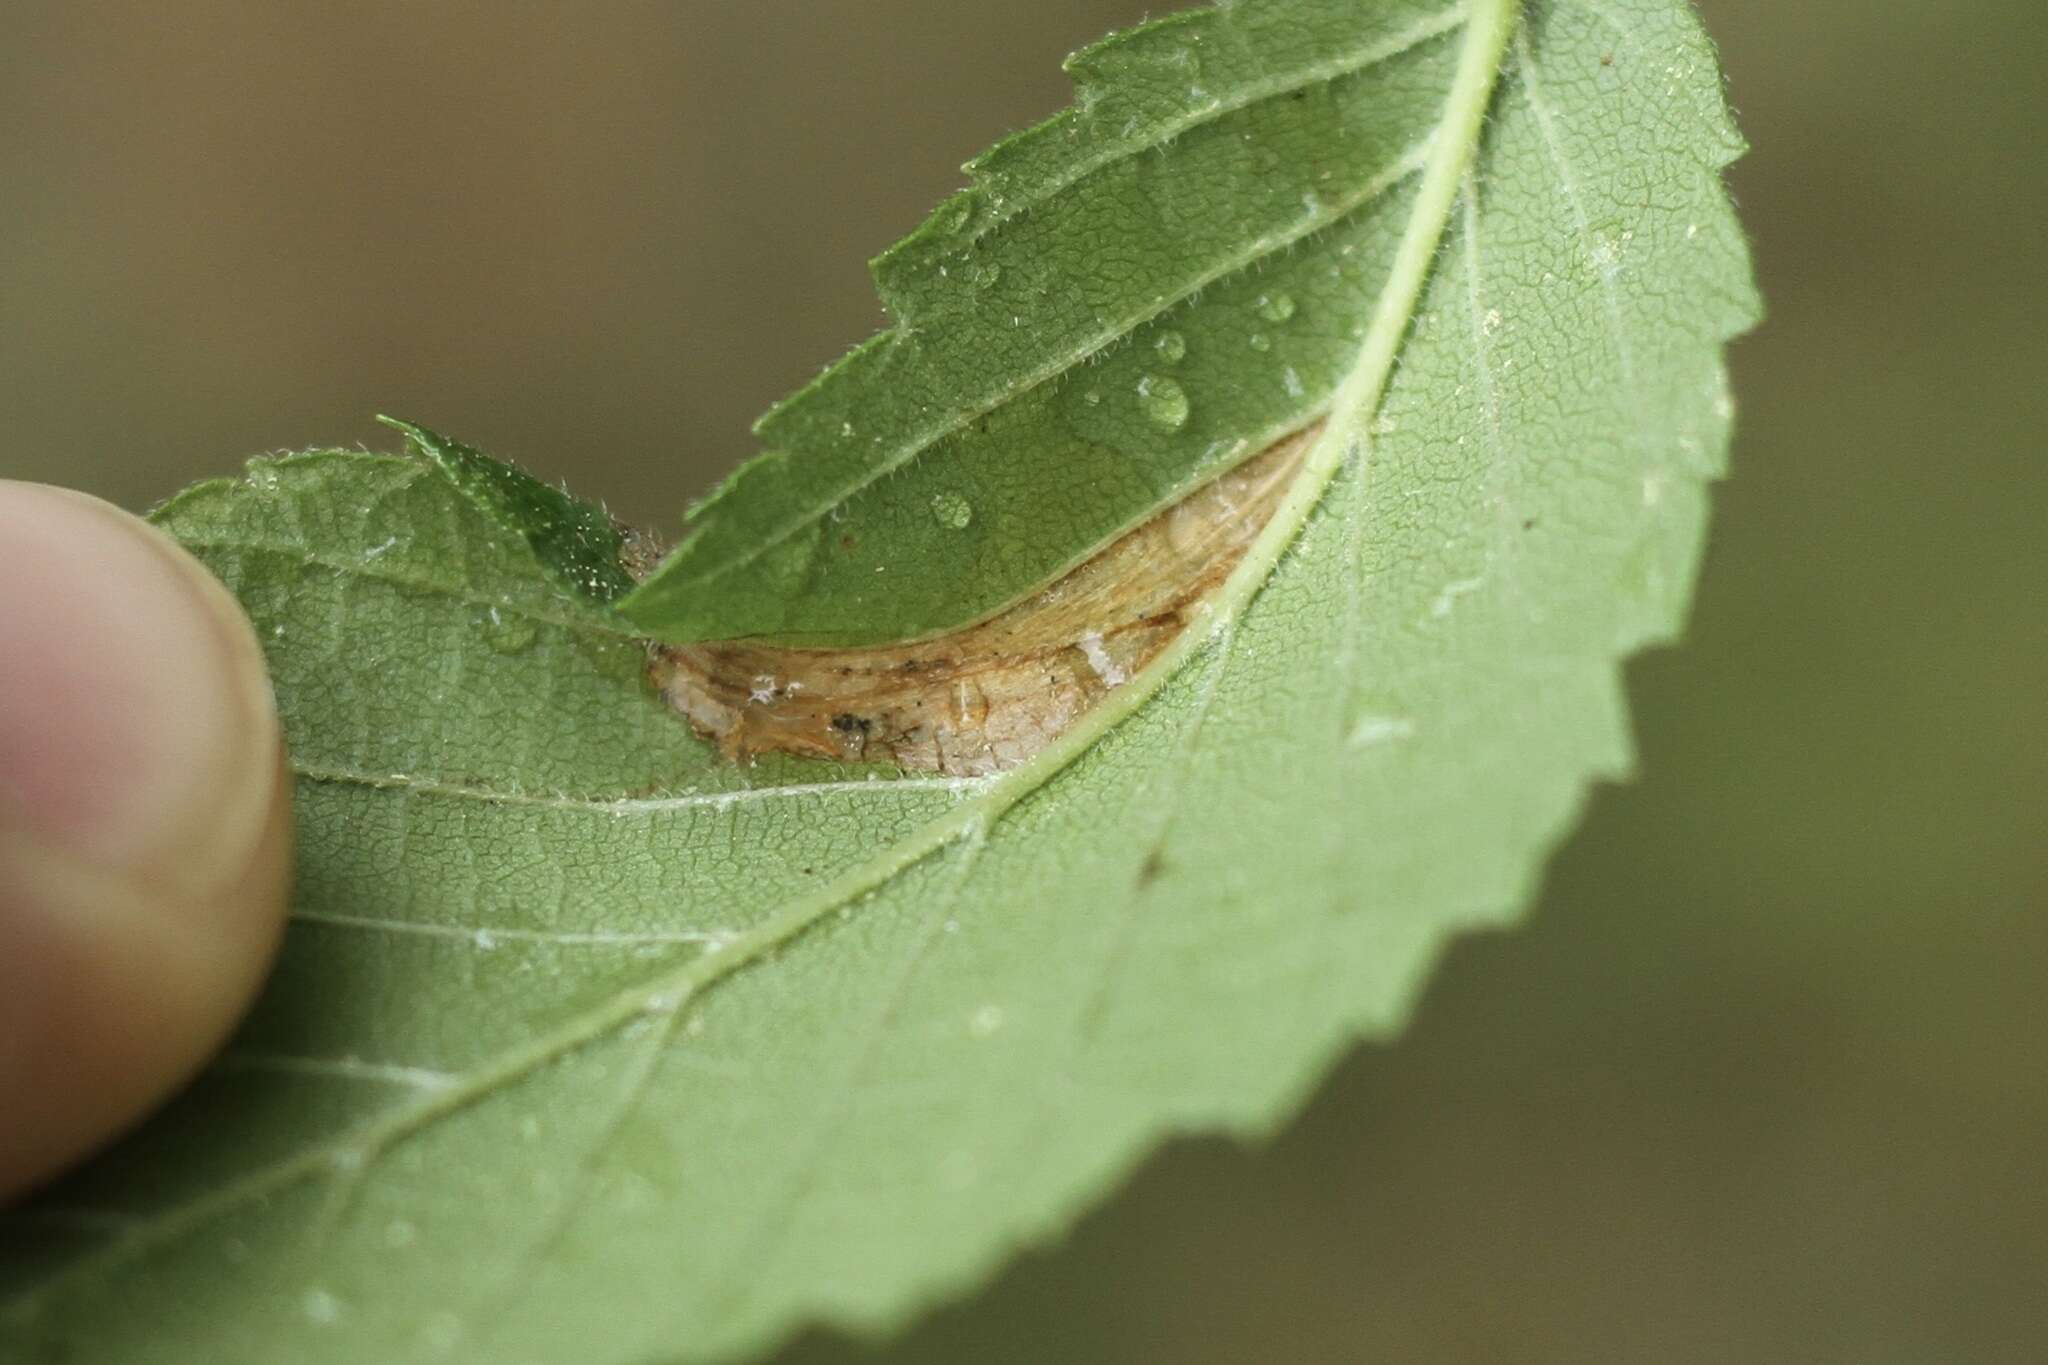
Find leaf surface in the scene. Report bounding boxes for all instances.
[0,1,1757,1361]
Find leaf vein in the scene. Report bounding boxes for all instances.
[211,1053,458,1091]
[287,909,729,949]
[292,762,991,815]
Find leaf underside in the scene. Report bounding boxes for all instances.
[0,2,1757,1363]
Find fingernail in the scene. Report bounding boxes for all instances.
[0,481,281,902]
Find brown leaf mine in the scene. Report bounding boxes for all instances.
[650,425,1317,776]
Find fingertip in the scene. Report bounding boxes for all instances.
[0,481,291,1198]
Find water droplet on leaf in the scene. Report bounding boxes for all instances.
[1153,330,1187,364]
[1248,333,1272,353]
[477,608,538,656]
[1256,292,1297,323]
[419,1312,464,1353]
[930,491,974,530]
[302,1288,344,1326]
[1136,375,1190,430]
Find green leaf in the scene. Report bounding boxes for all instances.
[0,1,1757,1362]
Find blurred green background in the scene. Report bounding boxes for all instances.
[4,1,2042,1360]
